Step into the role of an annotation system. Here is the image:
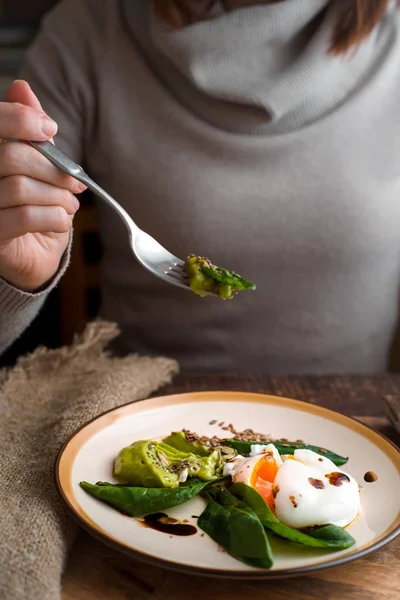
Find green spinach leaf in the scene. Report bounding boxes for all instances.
[198,487,273,569]
[224,440,348,466]
[79,478,211,517]
[201,265,256,291]
[228,482,279,523]
[230,483,355,550]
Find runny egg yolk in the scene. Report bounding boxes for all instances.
[250,454,280,511]
[225,444,284,511]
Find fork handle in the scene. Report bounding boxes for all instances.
[26,140,140,240]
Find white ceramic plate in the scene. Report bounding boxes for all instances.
[56,391,400,579]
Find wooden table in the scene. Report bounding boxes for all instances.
[62,374,400,600]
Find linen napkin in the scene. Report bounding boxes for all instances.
[0,321,179,600]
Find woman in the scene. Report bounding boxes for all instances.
[0,0,399,372]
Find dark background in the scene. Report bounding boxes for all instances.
[0,0,58,25]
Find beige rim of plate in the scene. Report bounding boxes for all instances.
[55,391,400,579]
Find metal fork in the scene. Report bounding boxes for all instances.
[27,140,190,292]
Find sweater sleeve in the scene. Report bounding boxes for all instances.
[0,0,103,356]
[0,238,72,356]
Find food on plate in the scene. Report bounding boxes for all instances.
[80,478,216,517]
[273,449,360,528]
[225,445,360,528]
[163,431,213,456]
[113,438,223,487]
[223,443,283,511]
[80,426,360,569]
[184,254,256,299]
[224,438,349,466]
[364,471,378,482]
[198,483,355,569]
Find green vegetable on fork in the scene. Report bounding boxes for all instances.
[184,255,256,299]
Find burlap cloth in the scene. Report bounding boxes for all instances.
[0,321,179,600]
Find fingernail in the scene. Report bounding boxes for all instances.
[73,198,80,211]
[77,181,87,192]
[41,116,58,137]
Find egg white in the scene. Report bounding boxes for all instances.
[223,445,360,530]
[274,449,360,528]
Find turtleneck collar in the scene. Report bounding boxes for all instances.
[122,0,395,133]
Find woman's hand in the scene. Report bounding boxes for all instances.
[0,80,86,291]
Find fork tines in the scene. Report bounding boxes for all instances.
[166,263,189,285]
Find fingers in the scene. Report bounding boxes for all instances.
[0,205,72,240]
[0,142,86,194]
[0,101,57,141]
[0,175,80,215]
[6,80,44,112]
[0,81,84,244]
[1,80,57,141]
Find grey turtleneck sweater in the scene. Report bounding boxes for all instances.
[1,0,400,372]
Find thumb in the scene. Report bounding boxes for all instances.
[5,79,56,143]
[6,80,44,111]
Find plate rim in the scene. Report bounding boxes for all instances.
[55,390,400,580]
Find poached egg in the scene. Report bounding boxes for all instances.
[224,444,360,529]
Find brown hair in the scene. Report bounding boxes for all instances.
[151,0,392,54]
